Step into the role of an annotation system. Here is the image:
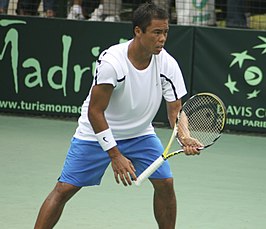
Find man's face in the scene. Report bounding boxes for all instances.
[137,19,169,55]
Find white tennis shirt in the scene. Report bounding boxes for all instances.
[74,40,187,140]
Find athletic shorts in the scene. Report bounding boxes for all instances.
[58,134,172,187]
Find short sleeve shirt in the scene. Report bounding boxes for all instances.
[74,40,187,140]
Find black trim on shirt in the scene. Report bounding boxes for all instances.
[160,74,178,100]
[117,75,126,82]
[94,52,107,85]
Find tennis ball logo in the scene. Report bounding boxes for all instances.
[244,66,263,86]
[225,36,266,99]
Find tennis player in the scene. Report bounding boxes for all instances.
[34,2,200,229]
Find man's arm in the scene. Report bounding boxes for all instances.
[166,99,182,129]
[88,84,137,186]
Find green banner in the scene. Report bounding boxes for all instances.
[193,27,266,133]
[0,15,265,133]
[0,16,194,122]
[0,17,132,116]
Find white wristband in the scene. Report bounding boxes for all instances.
[95,128,117,151]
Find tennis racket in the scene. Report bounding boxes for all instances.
[135,92,226,186]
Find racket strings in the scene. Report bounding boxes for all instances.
[177,94,226,147]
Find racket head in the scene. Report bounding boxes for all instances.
[176,92,226,149]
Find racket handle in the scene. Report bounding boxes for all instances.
[134,156,165,186]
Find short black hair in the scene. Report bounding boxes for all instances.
[132,2,169,36]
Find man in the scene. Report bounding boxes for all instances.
[226,0,248,28]
[15,0,56,17]
[67,0,121,21]
[34,2,200,229]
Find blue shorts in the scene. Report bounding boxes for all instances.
[59,134,172,187]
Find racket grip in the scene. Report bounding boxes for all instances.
[134,156,165,186]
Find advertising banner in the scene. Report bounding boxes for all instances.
[193,27,266,133]
[0,17,131,116]
[1,16,265,133]
[0,16,194,122]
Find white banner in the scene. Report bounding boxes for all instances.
[176,0,216,25]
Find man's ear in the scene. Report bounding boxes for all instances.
[134,26,142,37]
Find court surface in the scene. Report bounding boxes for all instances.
[0,114,265,229]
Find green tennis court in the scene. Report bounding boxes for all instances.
[0,114,265,229]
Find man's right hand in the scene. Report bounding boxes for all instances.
[108,148,137,186]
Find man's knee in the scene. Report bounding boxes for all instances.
[150,178,175,195]
[49,182,81,203]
